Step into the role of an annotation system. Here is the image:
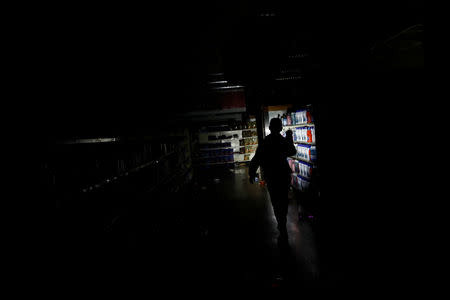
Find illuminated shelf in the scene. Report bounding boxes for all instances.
[291,173,312,182]
[199,128,257,135]
[294,141,315,145]
[201,138,239,143]
[288,156,316,166]
[195,154,234,160]
[283,123,315,128]
[58,137,120,144]
[237,150,256,154]
[199,146,239,151]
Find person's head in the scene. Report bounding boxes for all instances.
[269,118,282,133]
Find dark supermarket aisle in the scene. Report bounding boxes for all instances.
[54,163,322,293]
[185,165,321,288]
[32,0,425,295]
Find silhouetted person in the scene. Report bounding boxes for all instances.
[249,118,296,244]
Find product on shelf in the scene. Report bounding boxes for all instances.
[299,161,312,179]
[296,144,316,162]
[242,129,258,138]
[287,158,295,173]
[197,120,259,165]
[306,127,313,143]
[286,114,292,125]
[290,126,315,144]
[244,145,257,153]
[292,109,313,125]
[310,146,317,162]
[291,112,297,125]
[292,174,311,191]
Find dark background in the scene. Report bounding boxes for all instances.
[25,0,423,292]
[25,0,423,135]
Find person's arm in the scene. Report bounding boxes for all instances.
[249,143,263,183]
[285,130,297,157]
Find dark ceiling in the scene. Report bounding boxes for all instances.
[29,0,423,138]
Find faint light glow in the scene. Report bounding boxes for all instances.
[288,53,308,58]
[275,76,303,81]
[60,137,119,144]
[208,80,228,84]
[259,13,276,17]
[210,85,244,90]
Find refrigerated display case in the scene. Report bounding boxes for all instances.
[262,104,319,200]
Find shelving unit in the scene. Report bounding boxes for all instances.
[289,156,317,167]
[48,128,193,195]
[194,120,258,166]
[261,105,318,193]
[283,124,315,128]
[294,141,316,145]
[198,161,235,166]
[199,147,236,151]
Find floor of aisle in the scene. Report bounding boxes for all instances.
[56,164,324,294]
[179,164,321,290]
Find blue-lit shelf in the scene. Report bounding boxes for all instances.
[291,173,312,182]
[288,156,316,166]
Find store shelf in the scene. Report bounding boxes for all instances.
[238,150,256,154]
[289,156,316,165]
[81,151,177,193]
[197,161,235,166]
[199,128,256,135]
[196,154,234,160]
[292,173,311,182]
[202,138,238,143]
[58,137,120,145]
[147,166,193,193]
[283,123,315,128]
[199,147,238,151]
[57,134,193,145]
[294,141,316,145]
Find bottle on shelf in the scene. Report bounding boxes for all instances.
[287,113,292,125]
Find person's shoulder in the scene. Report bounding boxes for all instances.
[262,135,274,143]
